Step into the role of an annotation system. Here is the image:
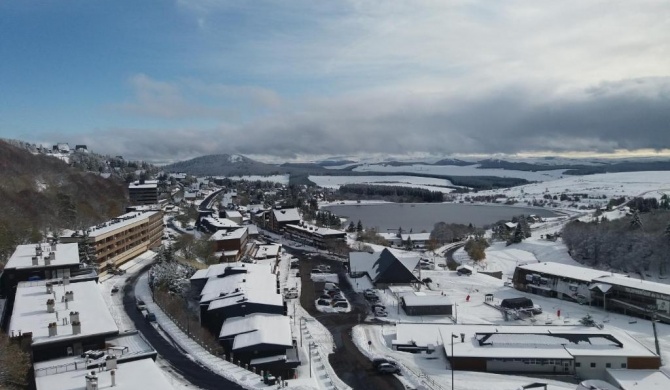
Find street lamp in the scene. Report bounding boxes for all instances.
[451,333,459,390]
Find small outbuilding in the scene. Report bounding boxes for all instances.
[401,292,453,316]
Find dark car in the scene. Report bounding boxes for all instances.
[372,358,398,370]
[371,303,385,311]
[377,363,400,374]
[319,294,332,300]
[333,301,349,309]
[317,299,330,306]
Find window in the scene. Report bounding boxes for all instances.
[590,362,596,368]
[575,362,581,368]
[621,363,627,368]
[606,363,611,368]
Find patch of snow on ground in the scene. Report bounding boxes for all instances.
[353,163,567,182]
[309,175,457,193]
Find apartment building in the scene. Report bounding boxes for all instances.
[62,211,163,273]
[128,180,159,205]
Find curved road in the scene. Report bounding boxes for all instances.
[122,270,245,390]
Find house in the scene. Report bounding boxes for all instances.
[513,262,670,324]
[192,263,284,334]
[269,208,301,232]
[401,292,453,316]
[348,248,420,287]
[222,210,243,224]
[605,369,670,390]
[128,180,159,205]
[200,216,240,233]
[380,232,432,248]
[218,313,298,378]
[253,244,281,260]
[74,144,88,152]
[209,227,248,262]
[284,223,346,249]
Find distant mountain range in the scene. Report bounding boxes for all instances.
[163,153,670,177]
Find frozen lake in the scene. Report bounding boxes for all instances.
[323,203,560,232]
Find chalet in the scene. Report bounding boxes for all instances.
[218,313,298,378]
[348,248,420,287]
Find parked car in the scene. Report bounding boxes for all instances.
[374,307,388,317]
[376,363,400,374]
[324,282,340,291]
[364,290,378,299]
[111,285,119,294]
[367,295,380,303]
[532,304,543,314]
[372,358,399,370]
[319,294,332,300]
[332,301,349,309]
[136,299,146,312]
[332,293,345,300]
[371,303,385,311]
[285,291,298,299]
[317,299,330,306]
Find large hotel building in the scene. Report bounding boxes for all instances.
[62,211,163,273]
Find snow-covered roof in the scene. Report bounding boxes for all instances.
[201,216,239,229]
[247,224,260,235]
[286,223,346,237]
[438,324,656,360]
[207,289,283,310]
[128,180,158,189]
[87,211,160,239]
[10,280,119,346]
[190,262,272,281]
[518,262,614,283]
[402,292,452,307]
[272,208,301,222]
[219,314,292,350]
[4,243,80,270]
[349,248,420,283]
[254,244,281,259]
[209,227,247,241]
[401,233,431,241]
[35,357,175,390]
[594,275,670,298]
[606,369,670,390]
[199,267,278,303]
[504,222,518,229]
[225,210,243,218]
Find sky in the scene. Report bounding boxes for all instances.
[1,0,669,163]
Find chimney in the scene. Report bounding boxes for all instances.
[44,255,51,266]
[48,322,58,337]
[72,320,81,335]
[65,291,74,302]
[110,369,116,387]
[70,311,80,322]
[32,256,39,266]
[47,299,55,313]
[85,371,98,390]
[48,252,56,261]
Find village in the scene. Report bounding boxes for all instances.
[1,167,669,390]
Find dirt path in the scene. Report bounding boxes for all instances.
[295,251,405,390]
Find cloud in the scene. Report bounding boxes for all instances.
[110,74,282,120]
[80,76,670,162]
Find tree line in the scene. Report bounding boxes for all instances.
[337,184,444,203]
[562,208,670,275]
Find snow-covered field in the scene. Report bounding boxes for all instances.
[478,171,670,200]
[226,174,290,184]
[352,163,567,181]
[309,175,457,193]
